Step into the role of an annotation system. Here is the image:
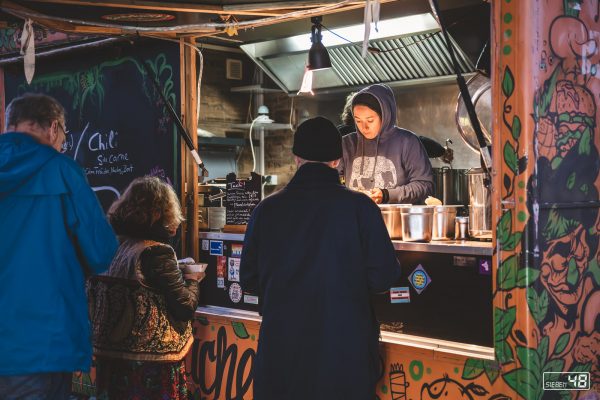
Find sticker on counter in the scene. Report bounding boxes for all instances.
[229,283,242,303]
[390,287,411,304]
[210,240,223,256]
[201,240,209,251]
[408,264,431,294]
[453,255,477,267]
[479,258,492,275]
[217,277,225,289]
[216,256,226,288]
[228,257,240,282]
[244,294,259,305]
[231,244,243,258]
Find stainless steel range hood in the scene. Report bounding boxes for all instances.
[240,12,475,94]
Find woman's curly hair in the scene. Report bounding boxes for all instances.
[108,176,184,235]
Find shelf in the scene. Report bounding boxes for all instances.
[198,136,246,147]
[230,84,283,94]
[229,122,292,131]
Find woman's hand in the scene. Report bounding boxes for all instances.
[184,271,206,282]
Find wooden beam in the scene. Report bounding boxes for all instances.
[0,0,78,32]
[22,0,288,16]
[223,0,355,11]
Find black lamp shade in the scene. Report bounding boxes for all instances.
[308,41,331,71]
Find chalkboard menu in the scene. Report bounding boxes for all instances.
[3,40,180,211]
[225,172,262,225]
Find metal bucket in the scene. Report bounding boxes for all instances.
[400,205,434,242]
[379,204,409,240]
[467,168,492,239]
[432,205,462,240]
[432,167,469,208]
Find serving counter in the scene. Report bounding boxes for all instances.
[185,231,499,399]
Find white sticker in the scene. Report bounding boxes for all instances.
[244,294,259,305]
[228,257,240,282]
[201,240,209,251]
[229,283,242,303]
[217,277,225,289]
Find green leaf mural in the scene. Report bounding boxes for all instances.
[498,255,518,290]
[567,257,580,286]
[462,358,485,379]
[543,208,578,240]
[527,287,548,325]
[553,333,570,355]
[578,127,591,155]
[496,340,514,364]
[537,336,549,364]
[542,358,565,374]
[516,346,541,375]
[516,267,540,287]
[231,321,250,339]
[503,367,540,400]
[502,232,523,252]
[511,115,521,140]
[497,210,512,244]
[502,66,515,98]
[484,361,501,385]
[504,142,518,175]
[536,66,560,118]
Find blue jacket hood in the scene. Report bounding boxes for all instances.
[0,132,64,197]
[352,83,397,138]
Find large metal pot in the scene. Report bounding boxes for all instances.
[432,205,462,241]
[432,167,469,208]
[467,168,492,239]
[400,206,434,242]
[379,204,409,240]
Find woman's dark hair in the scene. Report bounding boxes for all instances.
[352,93,382,118]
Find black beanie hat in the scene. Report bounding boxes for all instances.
[293,116,342,162]
[352,93,382,118]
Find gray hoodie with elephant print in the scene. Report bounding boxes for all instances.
[338,84,434,204]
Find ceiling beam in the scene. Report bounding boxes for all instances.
[1,0,78,31]
[22,0,288,16]
[223,0,359,11]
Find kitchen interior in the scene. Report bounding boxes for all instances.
[197,0,495,350]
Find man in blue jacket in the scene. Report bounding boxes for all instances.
[240,116,401,400]
[0,93,118,399]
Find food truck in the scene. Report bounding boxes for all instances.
[0,1,597,398]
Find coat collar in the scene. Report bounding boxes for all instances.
[287,162,342,187]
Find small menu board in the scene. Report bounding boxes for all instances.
[225,172,262,226]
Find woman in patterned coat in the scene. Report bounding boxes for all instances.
[88,176,204,400]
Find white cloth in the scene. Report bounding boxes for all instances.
[20,19,35,84]
[362,0,380,58]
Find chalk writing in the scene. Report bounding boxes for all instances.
[226,172,262,225]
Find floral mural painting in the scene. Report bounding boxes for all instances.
[495,1,600,398]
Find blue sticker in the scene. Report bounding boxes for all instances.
[408,264,431,294]
[390,287,411,303]
[209,240,223,256]
[479,258,492,275]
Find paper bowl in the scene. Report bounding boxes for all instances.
[183,263,207,274]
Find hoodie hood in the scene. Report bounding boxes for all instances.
[0,132,63,197]
[352,83,397,138]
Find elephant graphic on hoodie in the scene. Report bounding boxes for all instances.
[339,84,434,204]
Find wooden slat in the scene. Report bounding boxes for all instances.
[1,0,78,31]
[22,0,288,16]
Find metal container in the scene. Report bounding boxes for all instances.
[400,206,434,242]
[379,204,409,240]
[208,207,226,231]
[467,168,492,239]
[455,216,469,240]
[432,167,469,208]
[432,205,462,241]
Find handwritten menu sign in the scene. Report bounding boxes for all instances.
[225,172,262,225]
[3,41,180,211]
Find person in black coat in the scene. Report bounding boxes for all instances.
[240,116,401,400]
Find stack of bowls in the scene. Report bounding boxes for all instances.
[400,205,434,242]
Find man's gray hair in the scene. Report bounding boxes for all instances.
[5,93,65,131]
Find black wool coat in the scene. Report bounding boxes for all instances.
[240,162,401,400]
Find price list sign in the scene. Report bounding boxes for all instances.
[225,172,262,226]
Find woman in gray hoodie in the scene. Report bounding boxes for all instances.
[339,83,434,204]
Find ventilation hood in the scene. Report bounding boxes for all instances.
[240,12,476,95]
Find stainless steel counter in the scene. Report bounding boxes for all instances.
[199,231,493,256]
